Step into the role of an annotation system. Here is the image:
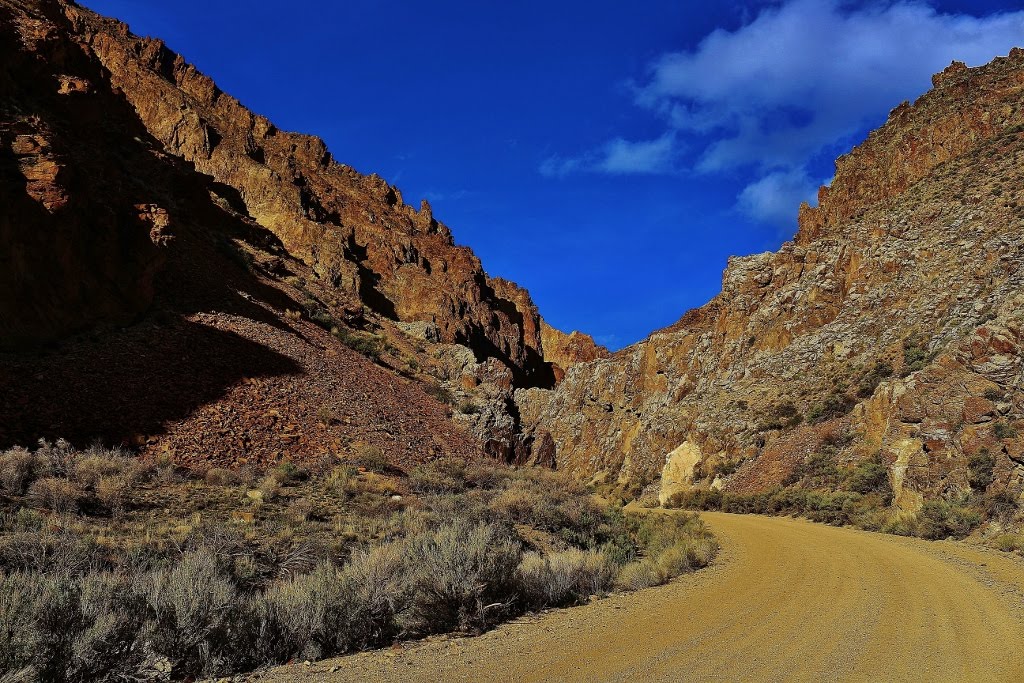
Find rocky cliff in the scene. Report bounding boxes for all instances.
[523,53,1024,520]
[0,0,597,466]
[0,0,600,384]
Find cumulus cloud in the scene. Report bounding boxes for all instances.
[638,0,1024,175]
[545,0,1024,227]
[539,133,678,177]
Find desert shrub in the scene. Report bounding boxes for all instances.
[353,445,390,474]
[789,450,843,488]
[68,572,147,681]
[902,334,931,376]
[486,474,622,554]
[270,460,308,485]
[654,541,701,577]
[27,477,83,514]
[845,454,892,502]
[286,498,314,525]
[423,382,455,405]
[402,520,522,634]
[772,401,799,419]
[94,476,131,512]
[260,547,408,662]
[994,534,1023,553]
[0,440,724,680]
[0,570,148,682]
[0,447,39,494]
[984,387,1004,401]
[807,392,855,423]
[614,558,664,591]
[337,543,409,645]
[71,447,133,489]
[968,450,996,490]
[984,490,1018,519]
[856,360,893,398]
[915,500,982,540]
[332,328,385,360]
[666,488,723,511]
[612,525,716,592]
[261,564,343,661]
[34,439,76,477]
[802,491,861,526]
[457,401,480,415]
[0,571,79,681]
[613,513,717,590]
[408,458,468,494]
[257,475,282,502]
[882,515,918,537]
[143,549,241,678]
[517,549,617,608]
[325,465,358,499]
[204,467,236,486]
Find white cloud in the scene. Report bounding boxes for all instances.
[539,133,677,177]
[736,168,820,228]
[638,0,1024,176]
[596,134,677,174]
[545,0,1024,225]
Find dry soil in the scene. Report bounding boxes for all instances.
[248,512,1024,682]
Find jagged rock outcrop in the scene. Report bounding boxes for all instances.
[525,52,1024,515]
[2,0,600,389]
[540,321,609,383]
[0,0,602,464]
[0,5,168,346]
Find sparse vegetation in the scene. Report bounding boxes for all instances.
[332,327,385,360]
[967,449,996,491]
[423,382,456,405]
[0,441,716,681]
[901,334,931,376]
[856,360,893,398]
[806,391,855,423]
[664,448,1006,541]
[994,421,1018,439]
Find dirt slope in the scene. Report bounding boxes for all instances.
[254,513,1024,683]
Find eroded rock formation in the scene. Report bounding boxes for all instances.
[2,0,597,388]
[524,52,1024,514]
[0,0,599,466]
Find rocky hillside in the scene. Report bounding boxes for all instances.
[0,0,600,467]
[521,52,1024,522]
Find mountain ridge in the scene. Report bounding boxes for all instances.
[0,0,603,468]
[519,49,1024,527]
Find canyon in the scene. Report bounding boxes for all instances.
[3,0,1024,531]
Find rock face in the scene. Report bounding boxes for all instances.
[525,52,1024,514]
[540,321,609,383]
[1,0,598,387]
[0,0,600,464]
[0,3,167,347]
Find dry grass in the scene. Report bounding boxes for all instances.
[0,442,717,681]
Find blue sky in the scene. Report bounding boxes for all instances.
[84,1,1024,349]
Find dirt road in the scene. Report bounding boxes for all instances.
[252,513,1024,682]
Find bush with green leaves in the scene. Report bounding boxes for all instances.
[845,454,892,502]
[915,499,982,540]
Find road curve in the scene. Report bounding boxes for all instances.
[252,513,1024,683]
